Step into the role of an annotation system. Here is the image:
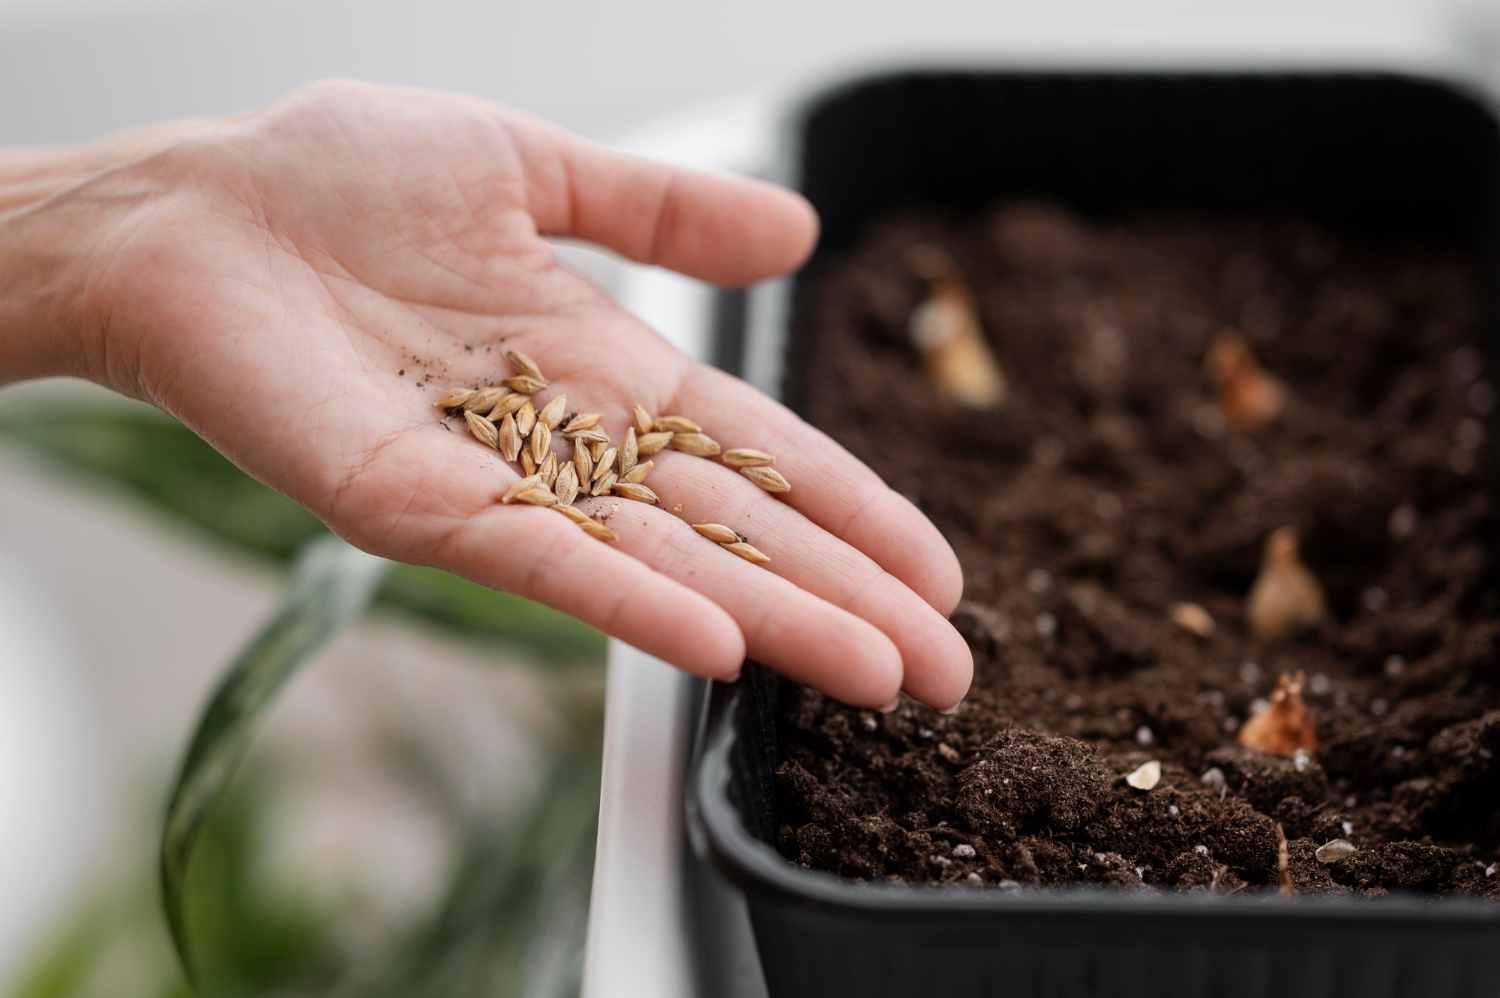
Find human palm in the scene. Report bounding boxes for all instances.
[70,81,969,709]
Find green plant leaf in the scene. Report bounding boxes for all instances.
[160,535,390,992]
[0,406,605,660]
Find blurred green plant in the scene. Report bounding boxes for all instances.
[0,407,604,661]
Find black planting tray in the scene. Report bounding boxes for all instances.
[686,70,1500,998]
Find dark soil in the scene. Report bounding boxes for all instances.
[775,203,1500,898]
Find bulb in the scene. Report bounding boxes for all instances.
[907,244,1008,408]
[1237,671,1318,757]
[1246,527,1327,641]
[1204,329,1284,431]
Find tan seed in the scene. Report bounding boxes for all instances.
[653,415,701,434]
[488,392,529,420]
[671,432,721,457]
[513,487,558,506]
[636,431,672,456]
[741,466,790,492]
[498,413,522,461]
[619,461,652,485]
[504,373,549,394]
[502,474,545,503]
[1169,601,1215,638]
[515,399,537,437]
[692,523,739,545]
[520,451,538,476]
[591,470,618,497]
[554,463,580,505]
[1315,839,1357,864]
[573,441,593,482]
[539,451,559,489]
[592,447,619,484]
[1125,760,1161,791]
[463,386,509,413]
[611,482,658,504]
[529,423,552,465]
[562,413,602,434]
[578,518,618,542]
[564,426,609,445]
[619,427,638,474]
[537,395,568,430]
[436,387,476,408]
[723,448,775,468]
[505,349,544,382]
[633,404,654,437]
[553,503,591,525]
[464,411,500,449]
[588,438,608,461]
[722,541,770,565]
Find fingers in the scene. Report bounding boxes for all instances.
[506,113,819,286]
[578,497,905,708]
[628,451,973,710]
[672,365,966,616]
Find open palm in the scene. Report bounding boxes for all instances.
[75,81,969,709]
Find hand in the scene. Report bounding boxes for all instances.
[1,81,971,710]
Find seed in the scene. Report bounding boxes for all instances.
[633,404,654,437]
[462,386,508,413]
[588,438,608,461]
[592,447,619,483]
[554,462,579,505]
[464,411,500,449]
[505,349,544,381]
[498,413,522,461]
[619,427,638,474]
[1169,601,1215,638]
[612,482,658,504]
[573,442,593,482]
[1205,330,1284,431]
[653,415,701,433]
[539,451,558,489]
[1125,760,1161,791]
[565,427,609,445]
[722,541,769,564]
[537,395,568,430]
[723,448,775,467]
[513,486,558,506]
[636,431,672,455]
[937,742,962,764]
[692,523,739,544]
[487,392,528,420]
[578,518,618,542]
[436,387,476,408]
[1238,671,1318,757]
[504,373,549,394]
[671,432,721,457]
[520,451,537,476]
[562,413,603,434]
[515,399,537,438]
[741,466,790,492]
[554,503,591,525]
[591,470,618,497]
[1247,526,1326,641]
[619,461,652,485]
[530,423,552,464]
[1314,839,1357,865]
[502,474,545,503]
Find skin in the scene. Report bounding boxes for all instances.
[0,80,971,710]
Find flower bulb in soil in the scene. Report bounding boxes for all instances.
[1246,527,1327,641]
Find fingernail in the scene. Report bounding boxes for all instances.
[878,696,901,714]
[940,700,963,715]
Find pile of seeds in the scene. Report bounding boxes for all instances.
[433,351,786,561]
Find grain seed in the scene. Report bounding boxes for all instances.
[537,395,568,430]
[520,451,537,476]
[1125,760,1161,791]
[692,523,739,544]
[578,518,618,542]
[436,387,476,408]
[619,461,652,485]
[502,474,545,503]
[671,432,721,457]
[515,399,537,438]
[513,487,558,506]
[618,427,638,474]
[561,413,602,434]
[591,470,618,497]
[723,448,775,468]
[464,411,500,449]
[488,391,529,420]
[633,404,654,437]
[611,482,658,504]
[741,466,790,492]
[592,447,618,484]
[565,427,609,446]
[463,386,509,413]
[588,438,608,461]
[554,463,580,505]
[574,441,593,482]
[653,415,701,433]
[504,374,549,394]
[539,451,559,489]
[722,541,769,564]
[636,431,672,456]
[1170,601,1215,638]
[1314,839,1357,865]
[505,349,544,381]
[499,413,522,461]
[553,503,591,525]
[529,423,552,464]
